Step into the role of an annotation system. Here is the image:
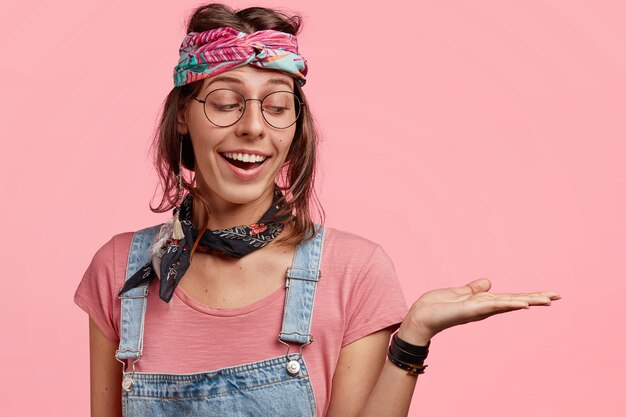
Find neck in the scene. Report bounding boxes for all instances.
[191,186,276,230]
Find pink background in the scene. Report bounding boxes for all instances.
[1,0,624,416]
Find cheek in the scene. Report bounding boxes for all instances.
[280,129,297,148]
[188,136,220,170]
[278,136,295,159]
[190,127,225,152]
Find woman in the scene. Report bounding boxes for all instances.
[74,3,560,416]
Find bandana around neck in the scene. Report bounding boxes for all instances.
[119,185,290,302]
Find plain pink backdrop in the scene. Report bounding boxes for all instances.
[1,0,624,416]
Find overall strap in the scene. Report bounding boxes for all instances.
[279,225,325,345]
[115,224,161,362]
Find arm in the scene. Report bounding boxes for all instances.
[326,328,418,417]
[326,278,560,417]
[89,318,122,417]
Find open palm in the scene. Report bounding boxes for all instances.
[399,278,561,344]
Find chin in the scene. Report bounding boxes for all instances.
[222,189,268,205]
[205,179,276,206]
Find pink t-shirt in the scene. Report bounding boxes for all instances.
[74,225,408,416]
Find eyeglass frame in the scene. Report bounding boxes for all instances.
[191,88,305,129]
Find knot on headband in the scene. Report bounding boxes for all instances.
[173,27,308,87]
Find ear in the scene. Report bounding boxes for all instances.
[176,103,189,136]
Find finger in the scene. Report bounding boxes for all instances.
[498,291,561,300]
[469,298,530,316]
[517,291,560,299]
[492,294,553,306]
[479,291,558,304]
[540,291,561,300]
[527,295,554,305]
[471,304,531,322]
[445,278,491,300]
[466,278,491,294]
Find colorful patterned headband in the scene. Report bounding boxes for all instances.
[173,27,308,87]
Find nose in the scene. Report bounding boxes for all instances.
[235,99,266,138]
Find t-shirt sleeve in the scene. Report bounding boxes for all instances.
[73,236,122,344]
[342,244,409,346]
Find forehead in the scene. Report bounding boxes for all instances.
[201,66,294,93]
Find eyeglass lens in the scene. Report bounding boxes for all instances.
[202,89,301,129]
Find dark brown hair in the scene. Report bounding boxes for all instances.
[149,3,324,246]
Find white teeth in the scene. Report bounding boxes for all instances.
[223,152,267,163]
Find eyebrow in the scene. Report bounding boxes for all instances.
[204,75,293,91]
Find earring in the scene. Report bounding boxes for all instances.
[171,135,185,240]
[151,135,186,254]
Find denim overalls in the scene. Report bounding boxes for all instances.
[115,224,325,416]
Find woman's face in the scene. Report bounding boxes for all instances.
[177,66,297,211]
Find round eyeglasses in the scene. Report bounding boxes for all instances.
[192,88,303,129]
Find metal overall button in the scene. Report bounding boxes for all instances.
[116,357,139,392]
[122,375,134,392]
[278,335,312,377]
[286,359,301,377]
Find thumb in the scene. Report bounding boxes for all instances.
[465,278,491,294]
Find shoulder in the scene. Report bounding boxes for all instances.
[316,226,408,346]
[320,225,395,277]
[86,223,163,284]
[90,231,135,269]
[322,225,378,247]
[97,223,163,259]
[78,231,135,297]
[74,230,137,344]
[74,225,159,305]
[321,225,388,260]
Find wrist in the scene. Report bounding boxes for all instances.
[397,321,432,346]
[387,331,430,376]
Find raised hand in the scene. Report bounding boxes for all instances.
[397,278,561,346]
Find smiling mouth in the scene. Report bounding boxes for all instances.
[219,153,270,170]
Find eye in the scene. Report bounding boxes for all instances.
[211,102,241,112]
[262,92,294,115]
[262,105,289,115]
[206,89,244,112]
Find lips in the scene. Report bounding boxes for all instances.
[218,152,270,180]
[224,156,259,170]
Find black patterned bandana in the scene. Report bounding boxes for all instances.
[119,185,289,302]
